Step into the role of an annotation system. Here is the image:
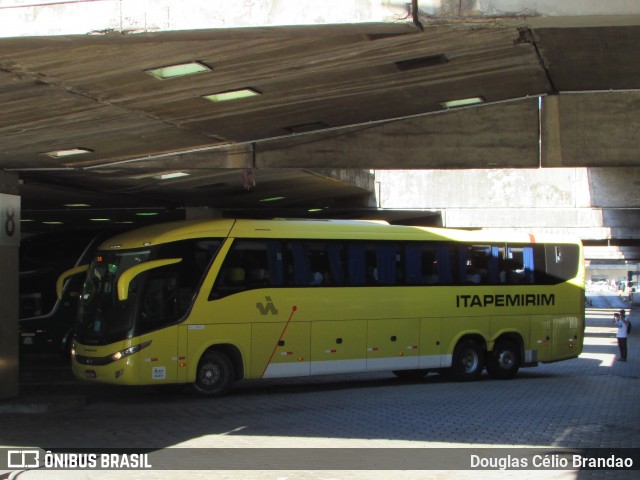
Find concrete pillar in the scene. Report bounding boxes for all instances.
[0,172,20,399]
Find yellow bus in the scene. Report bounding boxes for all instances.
[66,219,585,396]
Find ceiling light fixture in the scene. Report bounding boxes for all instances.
[440,97,485,109]
[43,148,93,158]
[145,62,211,80]
[135,212,160,216]
[154,172,190,180]
[202,88,261,103]
[259,196,286,203]
[64,203,91,207]
[90,218,111,222]
[42,221,63,225]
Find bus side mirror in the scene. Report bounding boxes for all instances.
[56,264,90,300]
[117,258,182,301]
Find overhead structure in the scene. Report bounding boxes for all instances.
[0,1,639,230]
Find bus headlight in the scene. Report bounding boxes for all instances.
[109,341,152,362]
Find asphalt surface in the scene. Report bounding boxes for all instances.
[1,290,638,480]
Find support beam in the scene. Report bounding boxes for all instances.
[542,93,640,167]
[257,98,540,169]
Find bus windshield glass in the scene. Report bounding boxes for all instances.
[77,249,151,345]
[76,238,222,345]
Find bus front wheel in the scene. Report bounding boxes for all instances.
[451,339,484,381]
[486,340,520,380]
[193,350,235,397]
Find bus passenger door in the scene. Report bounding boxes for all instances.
[366,318,420,372]
[135,273,181,384]
[310,320,366,375]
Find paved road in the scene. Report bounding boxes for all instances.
[1,292,638,480]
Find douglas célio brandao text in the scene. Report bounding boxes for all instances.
[470,453,634,470]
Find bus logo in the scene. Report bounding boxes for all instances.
[256,296,278,315]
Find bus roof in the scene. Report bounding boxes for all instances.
[97,218,581,250]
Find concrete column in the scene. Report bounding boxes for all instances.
[0,172,20,400]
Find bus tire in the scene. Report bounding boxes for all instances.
[192,350,235,397]
[451,339,484,381]
[392,369,429,380]
[486,340,520,380]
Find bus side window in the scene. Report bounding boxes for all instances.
[544,244,580,284]
[375,243,400,285]
[327,242,345,286]
[347,243,366,286]
[211,243,251,299]
[504,246,535,284]
[210,239,284,299]
[308,241,333,286]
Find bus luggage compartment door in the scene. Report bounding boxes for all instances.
[366,318,420,372]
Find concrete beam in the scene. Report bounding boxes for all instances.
[375,167,640,243]
[376,168,589,209]
[417,0,640,18]
[257,98,540,169]
[542,93,640,168]
[0,0,413,37]
[4,1,640,38]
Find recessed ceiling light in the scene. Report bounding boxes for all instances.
[64,203,91,207]
[395,54,448,71]
[42,221,63,225]
[154,171,190,180]
[202,88,261,103]
[145,62,211,80]
[135,212,160,216]
[90,218,111,222]
[259,196,286,203]
[20,219,35,222]
[440,97,485,109]
[43,148,92,158]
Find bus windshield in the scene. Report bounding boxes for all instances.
[77,249,150,344]
[76,238,222,345]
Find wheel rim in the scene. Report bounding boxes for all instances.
[461,349,479,373]
[497,350,515,370]
[200,361,222,387]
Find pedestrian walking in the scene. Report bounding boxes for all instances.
[613,311,629,362]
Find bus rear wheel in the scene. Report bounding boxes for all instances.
[451,339,484,381]
[193,350,235,397]
[486,340,520,380]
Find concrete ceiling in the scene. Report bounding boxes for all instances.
[1,6,640,232]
